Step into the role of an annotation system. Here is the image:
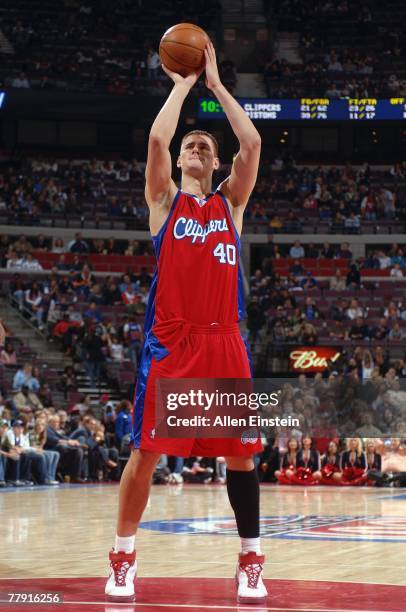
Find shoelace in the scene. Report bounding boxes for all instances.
[240,562,263,589]
[111,560,131,587]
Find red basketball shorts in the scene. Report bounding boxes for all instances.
[132,322,263,457]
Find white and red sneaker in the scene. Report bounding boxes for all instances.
[105,550,137,602]
[235,551,268,604]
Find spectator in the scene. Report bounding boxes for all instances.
[346,264,361,289]
[347,317,369,340]
[28,417,60,484]
[4,420,47,485]
[346,299,364,320]
[123,315,143,370]
[12,73,30,88]
[302,297,320,320]
[21,253,43,271]
[45,414,85,483]
[320,242,335,258]
[68,232,89,253]
[146,48,161,80]
[289,241,305,259]
[115,400,132,447]
[13,363,37,392]
[337,242,352,259]
[0,341,17,366]
[330,269,346,291]
[390,264,403,278]
[84,328,106,388]
[13,385,43,414]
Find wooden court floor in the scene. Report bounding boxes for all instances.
[1,483,406,611]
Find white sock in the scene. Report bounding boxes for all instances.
[241,537,261,555]
[114,535,135,553]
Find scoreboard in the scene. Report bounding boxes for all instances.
[198,98,406,121]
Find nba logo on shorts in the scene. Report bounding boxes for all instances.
[241,428,258,445]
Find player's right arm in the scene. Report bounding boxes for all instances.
[145,67,202,235]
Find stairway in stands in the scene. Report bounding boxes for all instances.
[0,298,123,412]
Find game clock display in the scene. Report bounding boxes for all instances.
[198,97,406,121]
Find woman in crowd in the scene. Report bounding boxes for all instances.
[0,341,17,366]
[28,417,60,485]
[340,438,367,485]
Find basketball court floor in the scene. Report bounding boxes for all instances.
[1,483,406,611]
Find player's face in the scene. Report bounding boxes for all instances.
[178,136,219,176]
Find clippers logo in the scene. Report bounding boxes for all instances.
[241,428,258,445]
[173,216,229,244]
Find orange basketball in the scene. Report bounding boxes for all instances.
[159,23,209,77]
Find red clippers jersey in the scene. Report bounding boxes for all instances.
[150,189,244,326]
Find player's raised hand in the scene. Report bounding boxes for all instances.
[161,63,203,89]
[204,41,221,91]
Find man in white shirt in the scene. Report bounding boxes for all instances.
[4,420,47,484]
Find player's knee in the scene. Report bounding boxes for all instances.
[225,456,255,471]
[127,449,161,478]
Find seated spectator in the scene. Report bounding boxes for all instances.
[320,242,335,258]
[45,414,85,482]
[300,271,317,290]
[388,323,404,341]
[302,297,320,320]
[83,301,102,324]
[13,363,37,392]
[21,253,43,271]
[68,232,89,253]
[305,243,319,258]
[121,284,139,305]
[58,366,77,396]
[370,318,389,340]
[0,341,17,366]
[115,400,132,447]
[289,240,305,259]
[70,416,118,481]
[346,264,361,289]
[300,321,318,345]
[289,259,305,276]
[330,269,346,291]
[103,281,122,306]
[355,413,383,438]
[337,242,352,259]
[344,213,361,233]
[14,384,43,414]
[4,419,47,485]
[346,299,364,320]
[28,417,60,484]
[6,251,24,270]
[12,73,30,89]
[347,317,369,340]
[390,264,403,278]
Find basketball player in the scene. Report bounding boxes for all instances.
[105,42,267,605]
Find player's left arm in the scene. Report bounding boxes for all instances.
[204,42,261,212]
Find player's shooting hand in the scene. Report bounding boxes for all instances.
[204,41,221,91]
[161,63,203,90]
